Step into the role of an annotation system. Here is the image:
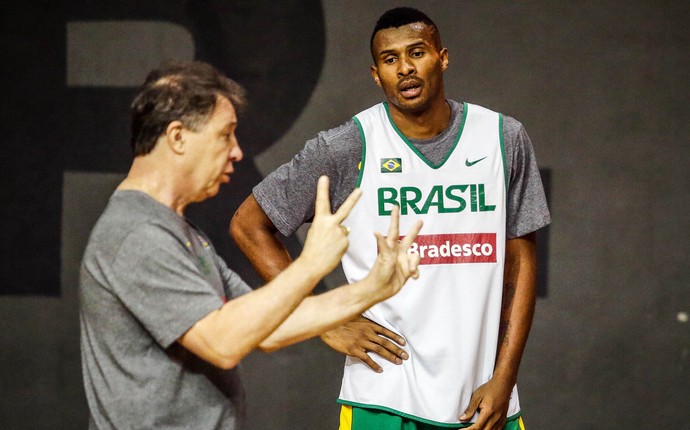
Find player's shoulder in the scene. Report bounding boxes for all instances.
[312,119,362,158]
[316,118,359,142]
[463,101,523,128]
[501,113,525,137]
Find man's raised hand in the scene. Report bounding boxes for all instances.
[365,205,423,301]
[300,176,361,278]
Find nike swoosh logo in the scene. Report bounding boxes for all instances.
[465,156,487,167]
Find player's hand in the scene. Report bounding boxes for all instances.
[363,205,423,301]
[320,316,409,373]
[460,376,512,430]
[300,176,361,278]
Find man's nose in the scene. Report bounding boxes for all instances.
[229,143,243,162]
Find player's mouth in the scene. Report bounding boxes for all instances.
[398,78,423,98]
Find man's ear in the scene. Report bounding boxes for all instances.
[166,121,185,154]
[370,65,382,87]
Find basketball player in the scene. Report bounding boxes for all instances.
[231,7,550,430]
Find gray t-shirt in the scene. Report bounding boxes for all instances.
[80,190,252,430]
[254,100,551,239]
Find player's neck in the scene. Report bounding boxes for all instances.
[389,98,451,140]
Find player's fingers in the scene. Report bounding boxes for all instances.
[463,410,488,430]
[333,187,362,222]
[313,176,332,217]
[488,415,506,430]
[351,348,383,373]
[366,338,409,363]
[367,323,406,346]
[460,396,481,422]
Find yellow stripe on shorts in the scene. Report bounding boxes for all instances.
[339,405,353,430]
[518,416,526,430]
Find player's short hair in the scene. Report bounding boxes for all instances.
[130,60,247,156]
[370,7,442,58]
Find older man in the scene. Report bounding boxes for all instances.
[79,60,421,429]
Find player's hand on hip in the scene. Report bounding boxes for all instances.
[320,315,409,373]
[300,176,361,278]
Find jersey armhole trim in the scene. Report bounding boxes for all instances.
[499,112,508,206]
[352,116,367,188]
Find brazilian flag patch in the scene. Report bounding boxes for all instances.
[381,158,402,173]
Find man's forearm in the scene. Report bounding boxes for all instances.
[258,278,378,351]
[178,255,323,369]
[494,232,537,386]
[186,180,361,368]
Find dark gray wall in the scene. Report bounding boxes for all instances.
[1,1,688,429]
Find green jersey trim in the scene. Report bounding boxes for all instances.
[352,116,367,188]
[498,112,508,204]
[338,399,522,428]
[382,102,467,170]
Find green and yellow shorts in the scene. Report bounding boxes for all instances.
[339,405,525,430]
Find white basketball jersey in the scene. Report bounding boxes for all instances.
[338,102,519,425]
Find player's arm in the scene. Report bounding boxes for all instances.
[178,177,359,369]
[460,232,537,429]
[230,188,410,371]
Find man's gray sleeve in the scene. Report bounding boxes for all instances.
[504,117,551,239]
[110,225,223,348]
[215,254,253,296]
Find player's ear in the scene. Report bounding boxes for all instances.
[371,65,381,87]
[440,48,449,72]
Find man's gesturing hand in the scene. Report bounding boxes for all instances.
[364,205,423,302]
[300,176,361,279]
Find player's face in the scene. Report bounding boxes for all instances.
[370,22,448,115]
[184,96,243,202]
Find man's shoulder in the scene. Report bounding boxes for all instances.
[89,191,183,249]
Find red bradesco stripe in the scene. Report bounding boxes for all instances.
[405,233,497,265]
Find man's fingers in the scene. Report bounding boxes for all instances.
[409,254,421,279]
[373,232,388,256]
[399,219,423,249]
[385,205,400,246]
[333,187,362,222]
[314,176,331,217]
